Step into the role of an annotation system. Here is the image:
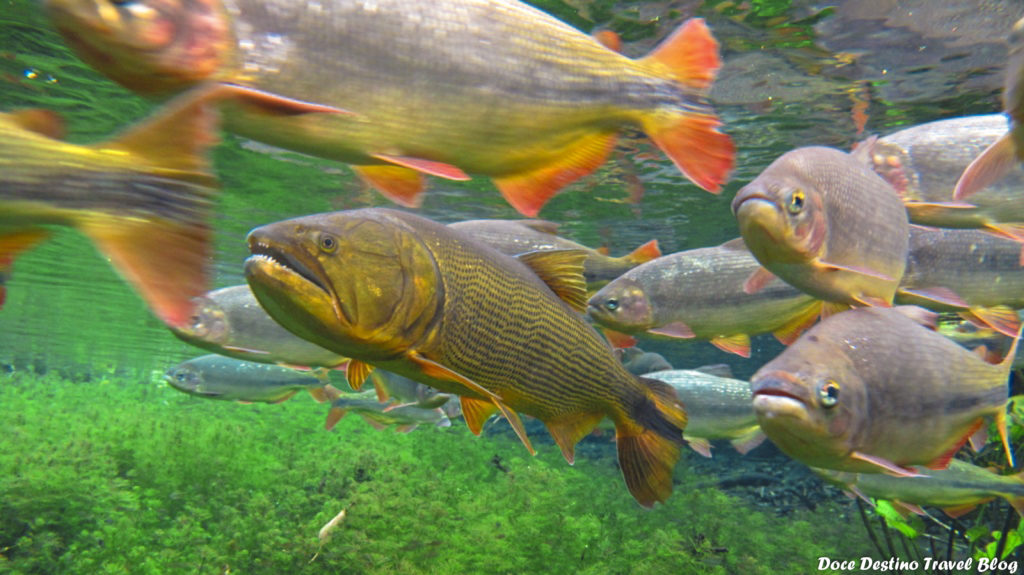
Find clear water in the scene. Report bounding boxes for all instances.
[0,0,1020,572]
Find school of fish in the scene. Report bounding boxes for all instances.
[5,0,1024,515]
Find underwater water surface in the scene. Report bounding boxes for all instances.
[1,0,1023,573]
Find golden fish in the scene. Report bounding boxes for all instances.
[243,208,688,507]
[731,146,909,312]
[45,0,734,216]
[751,306,1018,476]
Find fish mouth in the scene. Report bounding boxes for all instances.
[247,241,332,296]
[750,370,811,417]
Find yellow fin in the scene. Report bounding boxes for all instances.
[492,132,616,217]
[772,300,823,346]
[460,396,500,435]
[408,351,534,455]
[515,249,589,312]
[615,378,687,507]
[345,360,375,392]
[545,412,606,464]
[710,333,751,358]
[352,164,425,208]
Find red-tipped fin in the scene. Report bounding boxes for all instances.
[345,359,374,392]
[623,240,661,265]
[849,452,925,477]
[642,18,721,91]
[954,131,1017,200]
[710,333,751,358]
[545,412,606,465]
[352,164,425,208]
[516,249,589,312]
[647,321,696,339]
[743,266,777,295]
[221,83,355,117]
[372,154,471,181]
[644,114,734,194]
[493,132,616,217]
[964,306,1022,338]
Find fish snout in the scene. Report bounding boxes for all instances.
[750,369,810,403]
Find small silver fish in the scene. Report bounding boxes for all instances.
[165,354,334,404]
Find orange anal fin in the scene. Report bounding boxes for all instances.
[684,436,713,458]
[345,359,374,392]
[624,239,661,265]
[324,407,347,431]
[308,386,331,403]
[460,396,499,435]
[743,266,777,295]
[647,321,696,340]
[603,328,637,349]
[371,154,470,181]
[849,451,924,477]
[963,306,1022,338]
[772,300,823,346]
[642,18,720,92]
[954,131,1016,201]
[79,217,211,329]
[408,350,535,455]
[493,132,616,217]
[926,419,984,470]
[352,164,425,208]
[0,228,51,309]
[545,412,605,465]
[710,333,751,358]
[267,390,300,404]
[395,424,418,433]
[645,113,734,194]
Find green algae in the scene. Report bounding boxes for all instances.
[0,372,872,574]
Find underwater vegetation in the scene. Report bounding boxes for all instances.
[0,372,874,574]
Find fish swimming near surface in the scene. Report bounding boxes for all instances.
[896,227,1024,337]
[170,284,350,369]
[813,459,1024,519]
[165,354,336,404]
[244,207,688,507]
[446,219,661,289]
[955,17,1024,200]
[0,82,339,328]
[324,390,452,433]
[44,0,734,216]
[732,146,909,312]
[865,115,1024,245]
[587,240,822,357]
[750,306,1020,476]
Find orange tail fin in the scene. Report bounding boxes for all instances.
[623,239,661,265]
[614,378,687,507]
[640,19,734,193]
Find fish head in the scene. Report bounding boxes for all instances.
[750,361,868,469]
[586,277,653,332]
[731,169,827,267]
[169,294,230,346]
[44,0,233,96]
[163,361,216,397]
[244,210,442,361]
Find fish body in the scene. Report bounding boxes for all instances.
[446,219,660,289]
[587,241,821,357]
[165,354,331,403]
[244,207,687,507]
[170,284,349,368]
[643,369,765,457]
[617,348,673,376]
[366,369,455,413]
[325,391,452,433]
[896,227,1024,336]
[750,306,1016,475]
[732,146,909,309]
[866,115,1024,238]
[46,0,734,216]
[813,460,1024,517]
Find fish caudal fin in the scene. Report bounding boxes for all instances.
[640,19,734,193]
[614,377,687,507]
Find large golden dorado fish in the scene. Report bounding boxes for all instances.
[243,208,688,507]
[45,0,734,216]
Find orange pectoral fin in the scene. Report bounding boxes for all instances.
[352,164,426,208]
[684,436,713,458]
[545,412,605,465]
[345,360,374,392]
[492,132,616,217]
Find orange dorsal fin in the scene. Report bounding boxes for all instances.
[623,239,661,265]
[710,333,751,358]
[493,132,616,217]
[7,109,65,139]
[954,131,1016,201]
[345,360,374,392]
[371,154,471,181]
[352,165,425,208]
[641,18,720,91]
[516,249,589,312]
[460,396,500,435]
[545,412,606,465]
[772,300,823,345]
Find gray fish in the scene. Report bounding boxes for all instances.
[165,354,334,404]
[617,348,673,376]
[325,391,452,433]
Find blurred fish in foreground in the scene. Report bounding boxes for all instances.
[165,354,336,404]
[732,146,908,312]
[751,306,1019,476]
[170,284,349,369]
[955,17,1024,200]
[588,240,821,358]
[325,391,452,433]
[814,459,1024,518]
[446,219,660,290]
[244,208,687,507]
[45,0,734,217]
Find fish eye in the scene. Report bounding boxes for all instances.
[604,298,619,311]
[819,379,840,408]
[786,190,805,214]
[319,233,338,253]
[175,372,187,382]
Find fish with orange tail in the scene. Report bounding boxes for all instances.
[243,208,688,507]
[44,0,734,216]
